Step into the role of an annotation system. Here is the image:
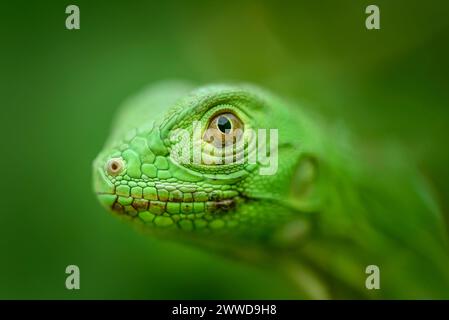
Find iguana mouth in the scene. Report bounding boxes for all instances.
[97,192,236,215]
[97,191,238,229]
[93,163,241,228]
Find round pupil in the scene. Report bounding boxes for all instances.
[217,116,232,133]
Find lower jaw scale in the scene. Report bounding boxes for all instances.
[97,193,237,229]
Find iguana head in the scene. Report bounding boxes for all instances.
[93,82,320,247]
[93,82,449,298]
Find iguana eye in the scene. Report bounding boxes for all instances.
[203,112,243,147]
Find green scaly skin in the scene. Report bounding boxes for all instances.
[93,81,449,299]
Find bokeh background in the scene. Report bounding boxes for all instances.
[1,0,448,299]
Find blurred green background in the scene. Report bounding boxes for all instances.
[1,0,448,298]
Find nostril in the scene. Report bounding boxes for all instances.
[106,158,124,175]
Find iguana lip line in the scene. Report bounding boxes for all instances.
[96,191,236,204]
[95,191,238,202]
[97,191,237,215]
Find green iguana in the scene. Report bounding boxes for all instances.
[93,81,449,299]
